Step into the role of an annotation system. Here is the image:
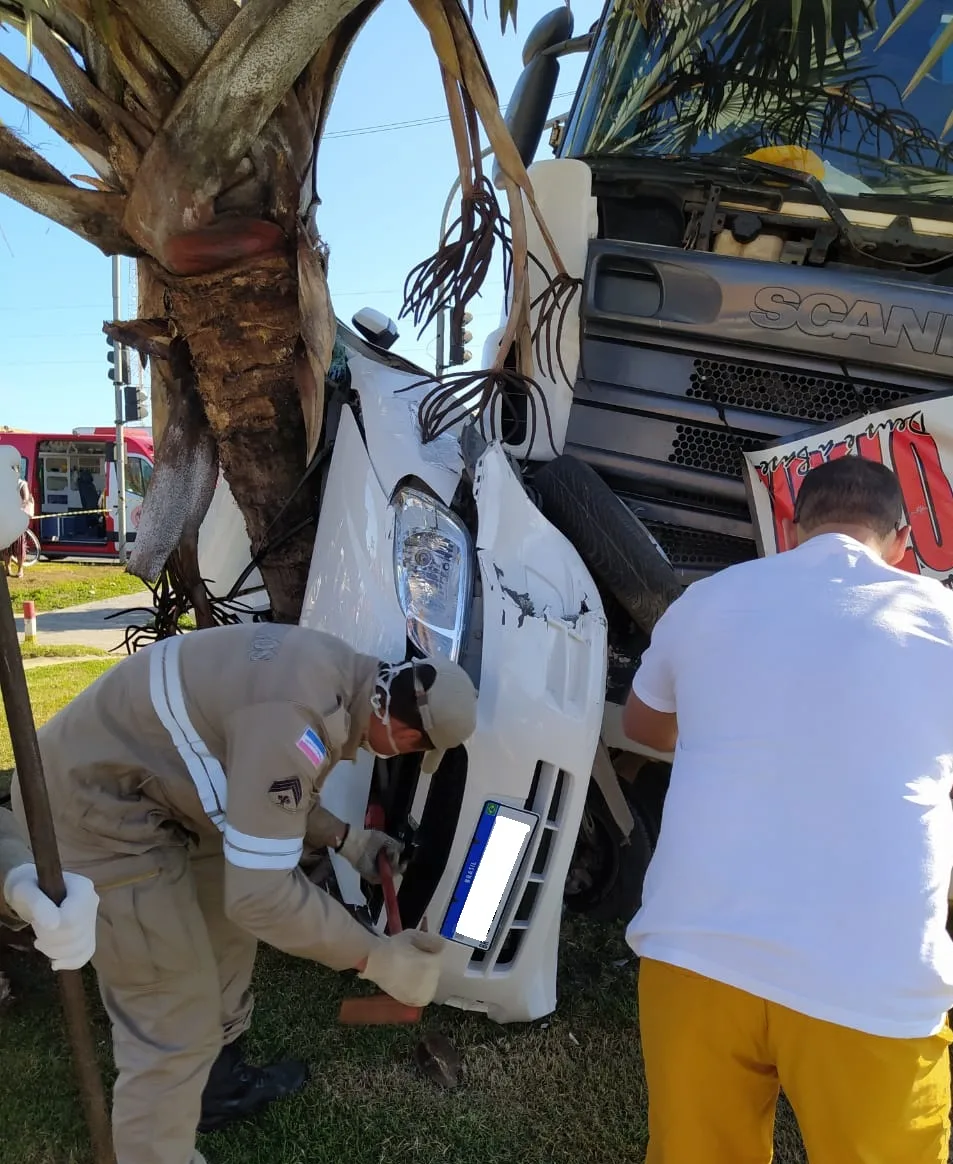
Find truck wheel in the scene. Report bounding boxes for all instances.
[564,780,654,923]
[533,455,682,633]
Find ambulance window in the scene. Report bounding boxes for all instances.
[125,457,152,497]
[125,458,143,497]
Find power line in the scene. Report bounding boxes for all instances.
[331,282,503,298]
[325,114,450,139]
[2,280,507,327]
[324,91,576,140]
[2,331,110,340]
[0,303,109,312]
[0,359,106,366]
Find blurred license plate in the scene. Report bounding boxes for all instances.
[441,800,538,950]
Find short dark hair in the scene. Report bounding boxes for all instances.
[793,457,904,537]
[378,661,436,743]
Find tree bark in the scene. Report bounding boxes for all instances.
[137,260,172,447]
[150,245,317,622]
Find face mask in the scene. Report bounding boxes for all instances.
[367,661,414,759]
[361,739,397,760]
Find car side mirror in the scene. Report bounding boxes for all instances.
[352,307,399,350]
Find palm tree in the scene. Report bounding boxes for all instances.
[0,0,566,625]
[0,0,943,625]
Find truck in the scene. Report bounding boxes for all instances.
[192,0,953,1023]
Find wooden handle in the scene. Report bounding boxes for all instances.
[0,570,116,1164]
[378,852,402,935]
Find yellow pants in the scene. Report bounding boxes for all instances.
[638,957,952,1164]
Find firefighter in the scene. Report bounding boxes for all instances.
[1,807,99,969]
[11,625,478,1164]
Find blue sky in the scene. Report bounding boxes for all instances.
[0,0,601,432]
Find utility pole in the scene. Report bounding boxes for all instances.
[111,255,127,565]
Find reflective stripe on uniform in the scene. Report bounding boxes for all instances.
[149,637,227,831]
[223,825,303,871]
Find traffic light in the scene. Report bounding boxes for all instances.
[124,384,149,422]
[449,309,473,367]
[107,340,130,385]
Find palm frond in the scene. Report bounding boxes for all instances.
[401,177,507,335]
[0,121,132,248]
[903,14,953,98]
[528,257,582,389]
[0,51,113,175]
[397,365,556,450]
[110,0,216,77]
[121,0,368,262]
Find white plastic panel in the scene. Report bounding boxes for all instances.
[196,474,269,611]
[495,159,598,462]
[298,407,408,905]
[421,442,608,1022]
[349,351,463,507]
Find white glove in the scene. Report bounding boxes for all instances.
[339,827,404,883]
[360,929,447,1007]
[3,865,99,971]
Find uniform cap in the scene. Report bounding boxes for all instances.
[414,656,477,774]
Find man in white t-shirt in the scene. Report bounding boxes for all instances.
[623,456,953,1164]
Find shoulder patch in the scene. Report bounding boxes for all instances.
[268,777,303,812]
[295,727,328,769]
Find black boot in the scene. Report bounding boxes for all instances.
[198,1036,308,1134]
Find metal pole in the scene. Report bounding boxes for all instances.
[112,256,127,566]
[434,147,495,380]
[434,173,462,380]
[0,570,116,1164]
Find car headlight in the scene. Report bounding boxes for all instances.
[393,486,474,662]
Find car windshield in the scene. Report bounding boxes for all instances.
[561,0,953,199]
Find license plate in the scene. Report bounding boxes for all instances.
[441,800,538,950]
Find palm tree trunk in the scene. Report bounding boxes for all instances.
[148,246,317,623]
[138,260,171,447]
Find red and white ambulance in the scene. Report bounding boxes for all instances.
[0,426,154,560]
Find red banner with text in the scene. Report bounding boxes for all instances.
[742,395,953,581]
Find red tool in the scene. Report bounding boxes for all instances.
[337,806,423,1026]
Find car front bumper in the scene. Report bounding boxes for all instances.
[300,417,606,1023]
[420,443,607,1023]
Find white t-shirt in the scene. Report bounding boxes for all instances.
[627,533,953,1038]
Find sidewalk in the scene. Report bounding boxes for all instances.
[15,591,155,654]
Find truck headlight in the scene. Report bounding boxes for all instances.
[393,486,474,662]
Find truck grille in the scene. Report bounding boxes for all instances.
[670,422,762,478]
[568,236,949,582]
[686,356,910,425]
[644,521,756,572]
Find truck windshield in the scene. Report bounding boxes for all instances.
[561,0,953,199]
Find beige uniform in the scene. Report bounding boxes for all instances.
[0,807,31,929]
[12,624,388,1164]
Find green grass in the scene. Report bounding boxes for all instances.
[0,922,810,1164]
[7,563,146,614]
[20,643,107,660]
[0,659,116,789]
[0,658,811,1164]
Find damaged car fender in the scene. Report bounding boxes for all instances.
[419,441,608,1022]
